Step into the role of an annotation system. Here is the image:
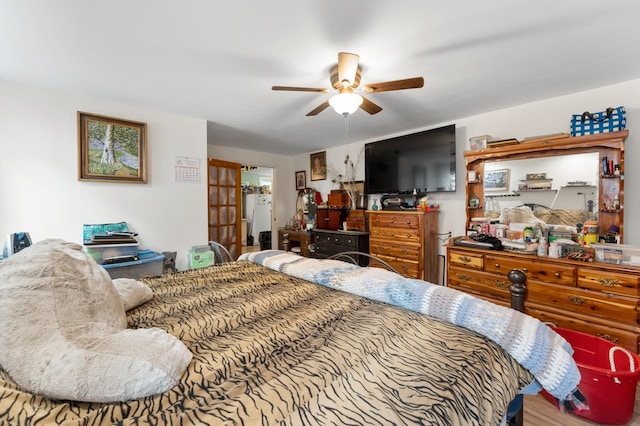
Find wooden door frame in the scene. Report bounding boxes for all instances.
[207,158,242,259]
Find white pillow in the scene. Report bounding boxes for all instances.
[0,239,192,402]
[112,278,154,311]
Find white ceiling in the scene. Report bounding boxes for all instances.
[3,0,640,155]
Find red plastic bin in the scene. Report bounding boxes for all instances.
[542,328,640,425]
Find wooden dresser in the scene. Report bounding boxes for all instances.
[368,210,439,282]
[311,229,369,266]
[277,228,313,257]
[446,244,640,353]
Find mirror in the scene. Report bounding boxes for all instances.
[296,188,317,226]
[483,152,599,227]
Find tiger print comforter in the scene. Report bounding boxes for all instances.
[0,260,534,425]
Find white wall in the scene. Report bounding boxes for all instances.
[3,78,638,268]
[290,79,640,253]
[0,81,208,270]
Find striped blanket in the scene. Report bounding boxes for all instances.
[239,250,583,402]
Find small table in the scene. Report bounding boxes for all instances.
[278,228,313,257]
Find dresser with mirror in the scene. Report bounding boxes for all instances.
[447,130,640,353]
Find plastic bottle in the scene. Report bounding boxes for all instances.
[537,237,547,257]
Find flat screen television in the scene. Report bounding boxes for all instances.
[364,124,456,195]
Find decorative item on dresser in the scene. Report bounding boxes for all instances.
[446,243,640,353]
[368,210,439,282]
[311,229,369,266]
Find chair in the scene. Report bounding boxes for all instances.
[208,241,234,263]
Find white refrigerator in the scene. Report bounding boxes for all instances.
[244,194,272,245]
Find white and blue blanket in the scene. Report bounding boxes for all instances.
[239,250,583,403]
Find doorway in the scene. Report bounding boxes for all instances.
[241,166,274,255]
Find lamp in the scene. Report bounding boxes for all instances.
[329,92,363,116]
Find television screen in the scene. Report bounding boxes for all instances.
[364,124,456,195]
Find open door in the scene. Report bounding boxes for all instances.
[207,158,242,259]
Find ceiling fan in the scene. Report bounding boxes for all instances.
[272,52,424,117]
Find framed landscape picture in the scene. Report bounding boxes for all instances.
[78,111,147,183]
[484,168,509,191]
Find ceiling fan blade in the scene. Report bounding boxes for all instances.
[306,101,330,116]
[362,77,424,93]
[359,96,383,115]
[272,86,329,93]
[337,52,360,87]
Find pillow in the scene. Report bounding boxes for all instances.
[112,278,154,311]
[0,239,192,402]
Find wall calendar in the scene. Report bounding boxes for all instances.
[174,157,200,182]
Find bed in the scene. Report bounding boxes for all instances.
[0,240,583,425]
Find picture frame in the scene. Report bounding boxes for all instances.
[78,111,147,183]
[484,168,510,191]
[295,170,306,190]
[310,151,327,181]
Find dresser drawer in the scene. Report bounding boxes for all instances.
[374,254,420,279]
[484,255,575,286]
[369,227,421,244]
[527,281,639,326]
[578,268,640,297]
[314,232,358,248]
[370,213,420,230]
[448,249,483,270]
[448,267,511,303]
[370,242,420,261]
[527,306,638,353]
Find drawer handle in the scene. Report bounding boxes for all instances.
[495,280,509,290]
[406,234,411,238]
[401,265,408,271]
[459,256,472,263]
[521,267,528,273]
[406,221,411,225]
[597,277,619,287]
[458,274,470,281]
[378,245,385,251]
[595,333,619,344]
[494,263,500,269]
[391,233,395,237]
[568,295,586,306]
[554,272,561,278]
[391,219,395,223]
[402,249,409,255]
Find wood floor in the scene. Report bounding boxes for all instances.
[241,244,262,255]
[524,385,640,425]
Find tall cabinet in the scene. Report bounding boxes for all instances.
[368,210,439,283]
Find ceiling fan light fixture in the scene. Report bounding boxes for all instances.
[329,93,363,116]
